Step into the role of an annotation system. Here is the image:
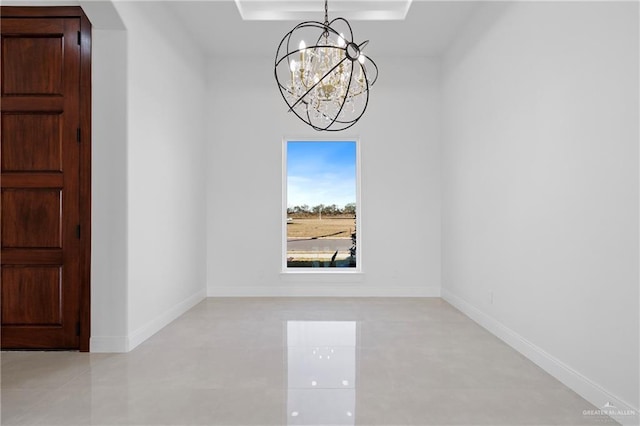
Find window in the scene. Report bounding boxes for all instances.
[283,140,360,270]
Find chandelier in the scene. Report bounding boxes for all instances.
[274,0,378,131]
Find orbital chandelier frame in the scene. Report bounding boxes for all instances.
[274,0,378,132]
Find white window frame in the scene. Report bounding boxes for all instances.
[282,137,362,273]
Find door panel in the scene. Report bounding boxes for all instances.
[2,113,63,171]
[2,189,63,248]
[1,266,62,325]
[1,9,90,350]
[2,34,64,95]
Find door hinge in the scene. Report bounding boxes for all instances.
[77,128,81,143]
[76,224,81,239]
[77,31,81,45]
[76,322,81,336]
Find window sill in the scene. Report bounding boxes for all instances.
[279,270,364,283]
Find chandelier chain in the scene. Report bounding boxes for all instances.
[323,0,330,39]
[324,0,329,26]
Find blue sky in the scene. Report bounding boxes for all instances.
[287,141,356,208]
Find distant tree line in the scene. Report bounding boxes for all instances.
[288,203,356,217]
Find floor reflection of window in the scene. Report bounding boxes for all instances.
[287,321,357,426]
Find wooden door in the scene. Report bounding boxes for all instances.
[1,7,91,350]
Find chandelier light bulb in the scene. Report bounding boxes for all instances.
[274,0,378,131]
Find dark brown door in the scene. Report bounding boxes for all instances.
[1,7,91,350]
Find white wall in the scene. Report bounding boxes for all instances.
[207,55,441,296]
[112,1,208,350]
[441,1,639,421]
[91,26,129,352]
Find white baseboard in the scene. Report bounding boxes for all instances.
[442,289,639,426]
[207,285,441,297]
[90,335,129,353]
[127,289,206,352]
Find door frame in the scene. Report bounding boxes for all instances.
[1,6,91,351]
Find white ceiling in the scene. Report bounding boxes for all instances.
[166,1,478,57]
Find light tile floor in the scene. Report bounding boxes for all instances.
[0,298,624,425]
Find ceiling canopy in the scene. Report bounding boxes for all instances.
[234,0,413,21]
